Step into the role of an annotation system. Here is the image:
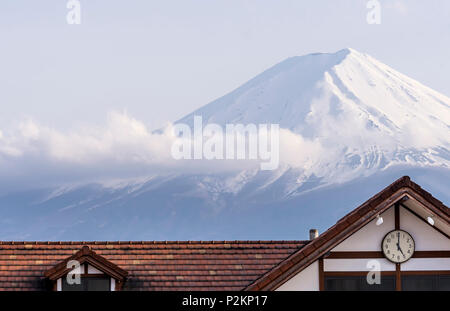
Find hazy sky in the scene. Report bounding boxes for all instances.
[1,0,449,130]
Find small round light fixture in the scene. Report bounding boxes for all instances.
[427,216,435,226]
[376,215,383,226]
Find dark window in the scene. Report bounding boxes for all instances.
[325,275,396,291]
[62,277,110,291]
[402,275,450,291]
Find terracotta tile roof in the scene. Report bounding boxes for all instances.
[245,176,450,291]
[0,240,307,291]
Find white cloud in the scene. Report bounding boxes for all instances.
[0,110,447,192]
[0,111,276,189]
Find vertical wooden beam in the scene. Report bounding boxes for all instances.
[318,258,324,291]
[116,279,123,291]
[395,203,400,230]
[396,263,402,291]
[394,203,401,291]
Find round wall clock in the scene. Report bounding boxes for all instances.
[381,230,415,263]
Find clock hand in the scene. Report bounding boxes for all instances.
[396,232,406,256]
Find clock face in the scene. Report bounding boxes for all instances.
[382,230,415,263]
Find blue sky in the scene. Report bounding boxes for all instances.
[1,0,449,130]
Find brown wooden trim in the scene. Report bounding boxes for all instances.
[318,258,324,291]
[327,251,384,259]
[402,190,450,226]
[413,251,450,258]
[395,264,401,291]
[76,273,108,278]
[327,250,450,259]
[116,279,124,291]
[395,203,400,230]
[400,203,450,239]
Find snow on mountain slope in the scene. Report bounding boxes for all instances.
[179,48,449,133]
[178,48,450,189]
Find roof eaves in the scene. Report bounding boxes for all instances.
[44,245,128,281]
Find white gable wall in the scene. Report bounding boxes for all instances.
[331,204,449,253]
[276,261,319,291]
[275,202,449,291]
[332,207,395,251]
[400,207,450,251]
[398,206,450,271]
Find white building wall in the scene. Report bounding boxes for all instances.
[401,258,450,271]
[324,258,395,271]
[333,207,395,251]
[400,207,450,251]
[276,261,319,291]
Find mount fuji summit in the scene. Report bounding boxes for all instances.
[1,48,449,241]
[179,48,449,176]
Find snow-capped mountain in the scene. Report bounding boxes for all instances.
[179,48,449,133]
[0,48,449,240]
[178,48,449,192]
